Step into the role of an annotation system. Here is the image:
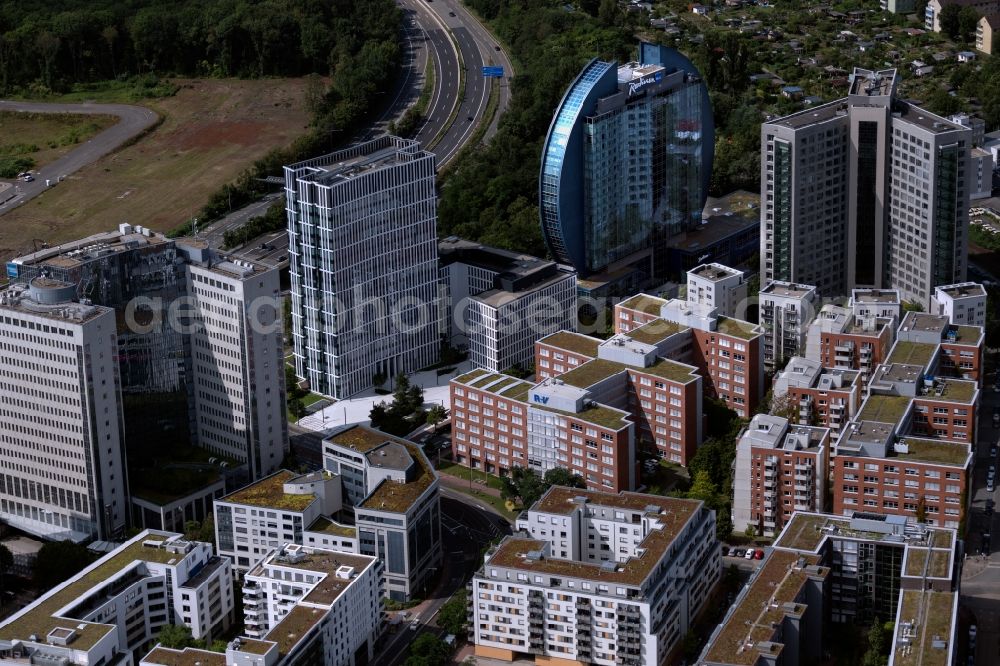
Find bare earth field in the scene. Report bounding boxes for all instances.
[0,78,311,261]
[0,111,117,170]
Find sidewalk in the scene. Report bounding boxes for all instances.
[437,471,503,499]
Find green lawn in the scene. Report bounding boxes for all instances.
[437,460,504,491]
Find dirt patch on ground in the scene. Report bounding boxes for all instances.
[0,78,311,261]
[0,111,117,171]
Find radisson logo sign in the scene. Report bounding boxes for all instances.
[628,70,664,97]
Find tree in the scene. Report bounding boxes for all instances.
[405,633,451,666]
[769,391,800,423]
[288,398,306,419]
[938,4,962,40]
[426,404,448,433]
[958,7,981,43]
[437,590,468,636]
[687,470,719,504]
[862,617,890,666]
[373,371,388,391]
[285,365,302,398]
[902,300,925,313]
[33,541,96,589]
[543,468,585,489]
[156,624,196,649]
[500,466,547,508]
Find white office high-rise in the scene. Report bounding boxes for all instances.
[0,279,127,541]
[286,136,440,398]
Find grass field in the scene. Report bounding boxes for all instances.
[0,111,117,175]
[0,77,312,262]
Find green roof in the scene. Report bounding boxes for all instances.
[454,368,488,385]
[931,378,976,403]
[949,325,982,343]
[895,438,970,466]
[716,316,761,340]
[859,395,912,425]
[627,320,685,345]
[538,404,630,430]
[538,331,601,357]
[222,470,317,511]
[0,533,195,650]
[774,513,833,551]
[637,358,699,384]
[558,359,626,388]
[895,591,955,666]
[307,517,357,538]
[618,293,666,314]
[904,548,951,578]
[500,382,531,401]
[887,341,936,367]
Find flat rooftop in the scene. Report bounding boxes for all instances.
[936,282,986,299]
[307,517,356,538]
[767,98,849,130]
[893,590,956,666]
[221,470,316,512]
[774,511,948,553]
[11,227,169,268]
[716,316,763,340]
[625,319,687,345]
[849,68,897,96]
[853,288,901,303]
[142,647,227,666]
[0,285,109,325]
[558,359,627,389]
[489,490,702,586]
[618,293,667,315]
[637,357,702,384]
[690,263,743,281]
[895,438,970,466]
[256,548,375,606]
[946,325,982,345]
[453,370,534,402]
[0,532,197,651]
[326,426,436,514]
[289,136,431,187]
[859,395,912,425]
[703,550,825,666]
[887,341,937,368]
[901,312,949,336]
[535,402,631,431]
[897,102,966,134]
[364,441,413,472]
[537,331,601,358]
[926,378,976,403]
[761,281,816,298]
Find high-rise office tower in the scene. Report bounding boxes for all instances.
[0,279,127,541]
[7,226,288,484]
[286,136,440,398]
[761,68,971,307]
[540,42,713,295]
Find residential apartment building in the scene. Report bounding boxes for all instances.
[971,147,994,199]
[185,253,287,480]
[732,414,830,537]
[617,295,765,418]
[143,547,382,666]
[758,281,819,370]
[851,288,902,322]
[540,42,713,293]
[761,68,971,306]
[927,0,1000,32]
[931,282,988,327]
[700,510,959,665]
[0,279,127,542]
[882,0,917,12]
[438,237,577,373]
[773,356,863,435]
[450,369,637,490]
[471,487,720,666]
[686,263,747,318]
[6,225,289,485]
[897,310,985,385]
[977,13,1000,54]
[285,136,440,398]
[0,531,233,666]
[804,304,895,381]
[216,426,441,601]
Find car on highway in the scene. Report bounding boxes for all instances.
[449,10,456,15]
[409,616,421,631]
[494,45,501,51]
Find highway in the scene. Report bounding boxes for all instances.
[0,101,159,214]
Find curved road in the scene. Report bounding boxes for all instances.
[0,101,159,214]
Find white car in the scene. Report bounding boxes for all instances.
[744,549,754,560]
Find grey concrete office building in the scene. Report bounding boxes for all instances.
[286,137,441,398]
[761,68,971,307]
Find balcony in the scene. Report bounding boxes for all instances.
[794,472,811,481]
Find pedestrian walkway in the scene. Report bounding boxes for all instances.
[438,471,503,499]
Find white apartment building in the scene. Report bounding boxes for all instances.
[143,547,382,666]
[215,470,343,575]
[761,68,971,306]
[470,487,719,666]
[0,279,127,542]
[439,237,577,372]
[851,288,902,322]
[0,530,233,666]
[184,249,288,480]
[932,281,987,327]
[759,281,819,370]
[686,263,747,318]
[216,426,441,602]
[286,136,441,398]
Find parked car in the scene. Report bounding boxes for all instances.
[22,173,33,182]
[754,549,765,560]
[721,545,730,556]
[733,548,746,558]
[970,624,977,648]
[744,549,754,560]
